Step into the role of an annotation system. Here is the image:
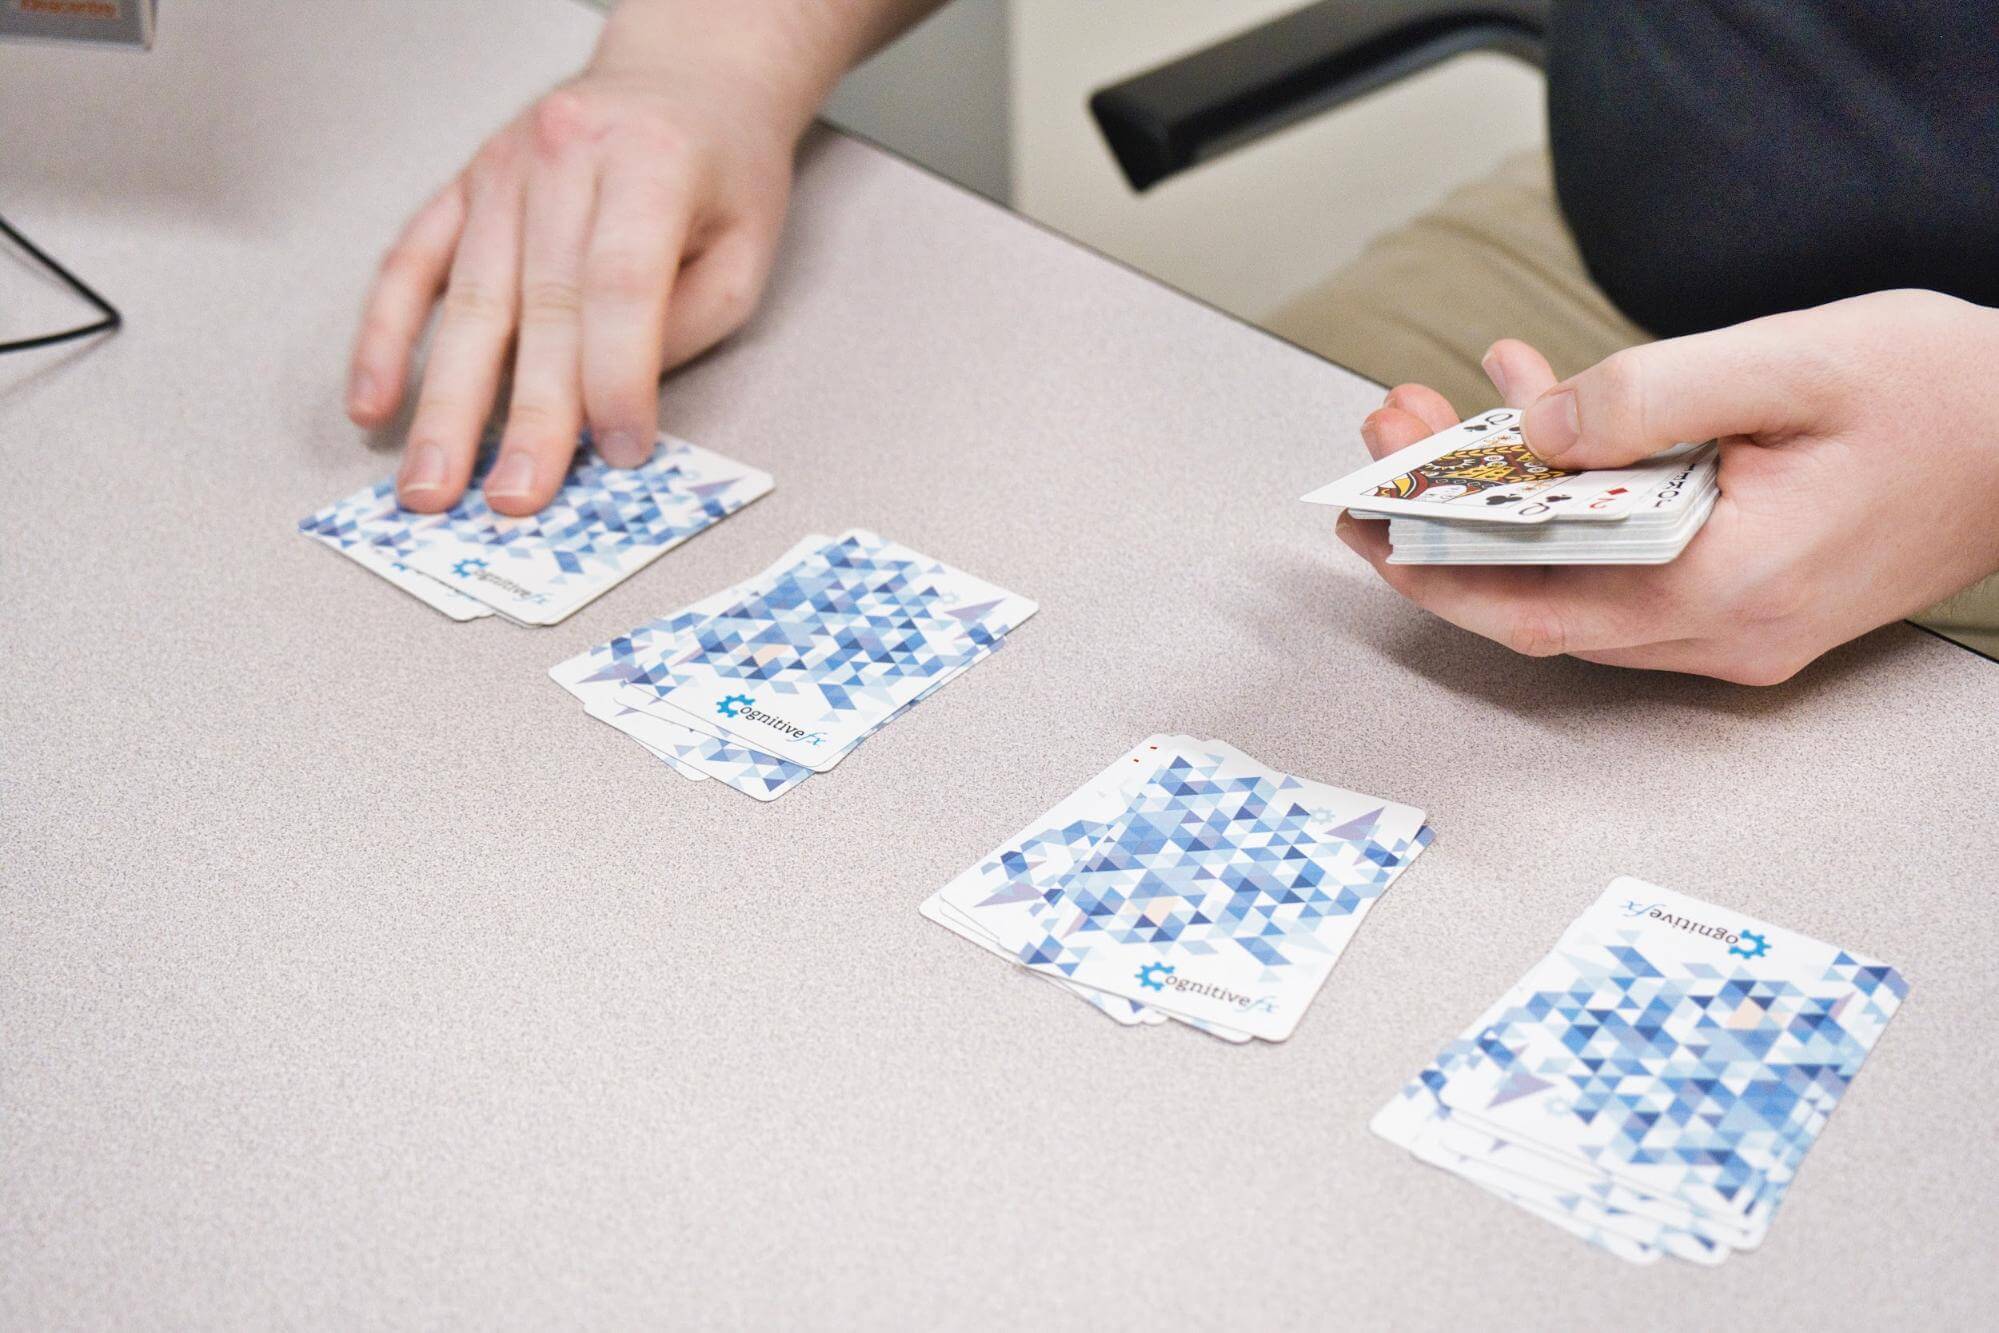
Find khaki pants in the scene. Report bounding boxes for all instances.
[1267,150,1999,659]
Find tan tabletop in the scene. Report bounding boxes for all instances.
[3,2,1996,1327]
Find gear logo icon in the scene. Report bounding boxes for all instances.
[450,557,489,579]
[1136,962,1175,991]
[716,693,754,719]
[1729,929,1770,960]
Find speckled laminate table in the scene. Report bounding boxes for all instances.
[4,2,1996,1327]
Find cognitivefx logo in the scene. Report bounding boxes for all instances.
[447,555,549,605]
[1729,930,1770,960]
[712,693,826,745]
[1623,900,1772,959]
[1134,961,1274,1012]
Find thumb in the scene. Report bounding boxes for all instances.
[1521,318,1828,468]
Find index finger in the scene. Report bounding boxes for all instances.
[398,146,527,512]
[349,180,467,429]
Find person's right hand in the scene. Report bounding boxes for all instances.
[1336,289,1999,683]
[346,16,817,516]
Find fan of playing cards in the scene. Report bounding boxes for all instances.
[299,435,773,624]
[923,736,1433,1042]
[1302,407,1719,565]
[1374,877,1907,1265]
[551,530,1036,801]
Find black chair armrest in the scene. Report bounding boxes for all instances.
[1090,0,1550,192]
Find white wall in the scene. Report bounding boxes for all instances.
[826,0,1010,201]
[1009,0,1546,323]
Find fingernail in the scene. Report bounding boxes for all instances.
[1480,348,1509,400]
[349,369,377,411]
[1334,512,1359,550]
[597,429,649,468]
[1359,416,1382,454]
[1524,388,1581,462]
[400,441,447,494]
[485,451,537,500]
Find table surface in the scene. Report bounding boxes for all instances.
[4,2,1996,1328]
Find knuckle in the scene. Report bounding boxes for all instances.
[1782,341,1852,417]
[376,241,430,284]
[502,399,565,436]
[1717,654,1804,688]
[358,308,405,345]
[619,116,692,164]
[1731,575,1807,630]
[1586,348,1649,441]
[1501,606,1569,659]
[531,90,596,155]
[710,279,759,331]
[1873,287,1957,323]
[623,170,683,217]
[440,280,513,325]
[410,392,476,426]
[519,279,583,323]
[586,250,657,303]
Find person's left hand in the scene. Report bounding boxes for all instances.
[1333,290,1999,684]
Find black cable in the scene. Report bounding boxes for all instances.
[0,211,123,354]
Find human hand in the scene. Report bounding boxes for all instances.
[346,5,827,515]
[1335,290,1999,683]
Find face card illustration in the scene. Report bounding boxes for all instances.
[1374,422,1559,504]
[1303,408,1648,524]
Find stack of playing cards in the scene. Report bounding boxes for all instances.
[299,436,772,624]
[1374,877,1907,1265]
[923,736,1433,1042]
[550,530,1036,801]
[1302,408,1719,565]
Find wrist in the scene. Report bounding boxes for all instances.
[591,0,869,139]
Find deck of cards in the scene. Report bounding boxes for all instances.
[1303,408,1718,565]
[1374,877,1907,1265]
[299,436,772,624]
[551,530,1036,801]
[923,736,1433,1042]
